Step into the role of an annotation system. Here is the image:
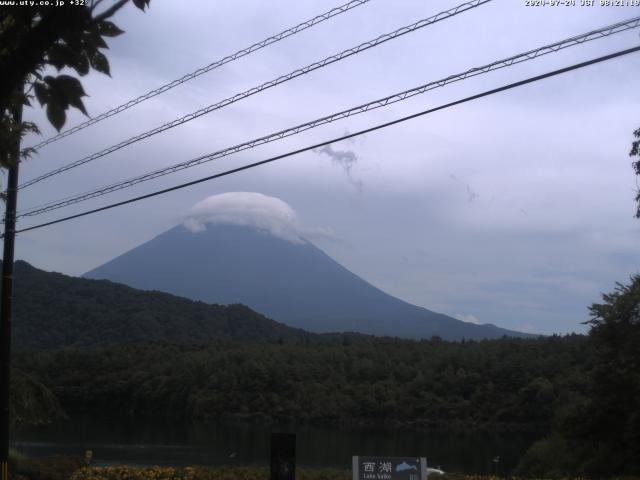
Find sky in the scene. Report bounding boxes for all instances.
[12,0,640,335]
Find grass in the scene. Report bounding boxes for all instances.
[9,453,84,480]
[7,456,640,480]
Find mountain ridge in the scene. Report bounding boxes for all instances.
[5,259,326,351]
[84,223,532,340]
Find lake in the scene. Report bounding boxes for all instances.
[11,416,540,474]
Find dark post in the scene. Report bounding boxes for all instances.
[270,433,296,480]
[0,102,22,480]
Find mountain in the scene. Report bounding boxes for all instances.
[6,260,317,351]
[84,223,531,340]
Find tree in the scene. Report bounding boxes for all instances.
[579,276,640,475]
[9,369,65,427]
[516,129,640,477]
[0,3,151,479]
[0,0,151,169]
[631,127,640,217]
[514,278,640,476]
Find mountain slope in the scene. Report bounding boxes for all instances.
[85,224,530,340]
[6,260,315,351]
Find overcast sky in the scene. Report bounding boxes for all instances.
[13,0,640,334]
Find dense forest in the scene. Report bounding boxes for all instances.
[7,260,320,350]
[6,260,640,476]
[13,327,637,477]
[15,335,587,430]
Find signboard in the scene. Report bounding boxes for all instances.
[352,457,427,480]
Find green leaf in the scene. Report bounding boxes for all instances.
[89,29,109,49]
[132,0,150,10]
[44,76,70,110]
[46,102,66,131]
[18,90,32,107]
[47,44,81,71]
[21,121,40,136]
[97,20,124,38]
[74,53,90,76]
[46,44,68,71]
[56,75,89,116]
[21,147,38,160]
[45,75,88,117]
[89,51,110,76]
[33,82,49,106]
[55,75,87,99]
[68,96,88,117]
[79,29,103,56]
[58,36,90,75]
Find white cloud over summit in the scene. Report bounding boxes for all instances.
[183,192,332,244]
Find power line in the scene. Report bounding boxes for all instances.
[19,0,492,190]
[12,45,640,237]
[18,15,640,219]
[26,0,373,151]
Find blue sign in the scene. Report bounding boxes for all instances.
[352,457,427,480]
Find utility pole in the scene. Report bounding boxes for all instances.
[0,101,22,480]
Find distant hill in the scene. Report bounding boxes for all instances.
[85,223,532,340]
[6,260,316,351]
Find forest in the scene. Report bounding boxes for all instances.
[7,260,318,350]
[5,263,640,476]
[14,335,587,430]
[7,333,601,477]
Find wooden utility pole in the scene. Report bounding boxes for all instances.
[0,102,22,480]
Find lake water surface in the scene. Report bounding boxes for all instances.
[12,416,539,475]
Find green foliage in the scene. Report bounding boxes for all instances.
[525,276,640,477]
[69,465,351,480]
[14,335,590,431]
[96,21,125,38]
[0,87,39,173]
[631,127,640,218]
[9,368,65,427]
[513,434,577,478]
[517,128,640,476]
[33,75,88,131]
[12,262,639,475]
[26,463,640,480]
[578,276,640,475]
[9,454,84,480]
[0,0,151,167]
[8,448,26,478]
[7,261,315,350]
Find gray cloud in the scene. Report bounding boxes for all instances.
[315,144,357,170]
[448,174,478,203]
[466,184,478,203]
[314,144,363,192]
